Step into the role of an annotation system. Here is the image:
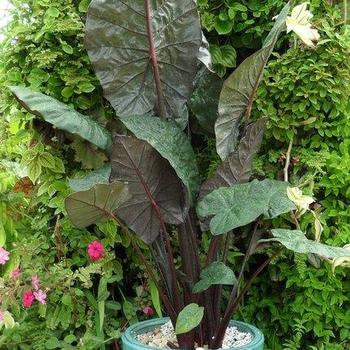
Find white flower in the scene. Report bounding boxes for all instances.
[286,2,320,48]
[287,187,314,214]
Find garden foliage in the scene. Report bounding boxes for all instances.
[0,1,153,348]
[0,0,349,349]
[240,14,350,348]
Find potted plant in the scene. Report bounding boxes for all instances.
[9,1,350,349]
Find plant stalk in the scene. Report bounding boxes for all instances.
[145,0,167,119]
[211,251,280,348]
[284,137,293,182]
[211,222,260,348]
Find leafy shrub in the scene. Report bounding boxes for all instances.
[198,0,286,76]
[0,0,152,348]
[239,14,350,350]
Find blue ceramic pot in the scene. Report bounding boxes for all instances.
[122,317,264,350]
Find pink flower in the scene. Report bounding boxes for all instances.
[87,241,104,261]
[11,267,21,280]
[143,306,155,316]
[31,275,40,290]
[0,247,10,265]
[33,289,47,305]
[0,310,4,321]
[22,290,35,308]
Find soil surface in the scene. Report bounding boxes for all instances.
[136,321,253,349]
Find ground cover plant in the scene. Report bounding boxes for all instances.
[6,1,350,349]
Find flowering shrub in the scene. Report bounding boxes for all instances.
[0,213,153,348]
[0,247,9,265]
[0,0,154,347]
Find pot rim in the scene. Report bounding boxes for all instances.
[122,317,264,350]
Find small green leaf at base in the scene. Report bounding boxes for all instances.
[150,280,163,318]
[175,303,204,335]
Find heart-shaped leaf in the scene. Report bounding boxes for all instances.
[85,0,201,119]
[65,183,129,228]
[200,118,266,201]
[193,262,236,293]
[110,135,185,243]
[261,229,350,259]
[215,3,290,159]
[175,303,204,335]
[10,86,112,152]
[197,179,296,235]
[120,115,199,205]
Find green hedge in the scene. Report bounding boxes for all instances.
[240,9,350,350]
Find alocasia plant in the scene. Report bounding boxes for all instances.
[10,1,350,349]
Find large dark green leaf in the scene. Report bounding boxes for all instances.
[261,229,350,259]
[65,183,129,228]
[85,0,201,119]
[69,165,111,192]
[189,67,223,134]
[193,262,236,293]
[215,3,290,159]
[10,86,112,152]
[199,118,266,201]
[110,135,185,243]
[197,179,296,235]
[120,115,199,205]
[175,303,204,335]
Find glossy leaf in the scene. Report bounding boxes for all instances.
[215,3,290,159]
[193,262,236,293]
[121,115,199,205]
[189,67,223,134]
[85,0,201,118]
[10,86,112,152]
[261,229,350,259]
[200,118,266,201]
[65,183,129,228]
[110,135,185,243]
[197,179,296,235]
[175,303,204,335]
[69,165,111,192]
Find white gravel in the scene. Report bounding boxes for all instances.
[136,321,253,349]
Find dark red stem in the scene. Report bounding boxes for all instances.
[130,238,177,322]
[145,0,167,118]
[211,251,280,348]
